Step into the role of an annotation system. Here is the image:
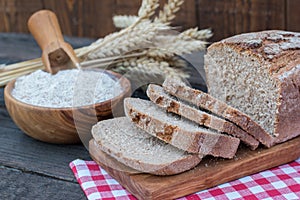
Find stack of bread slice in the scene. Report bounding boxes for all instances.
[91,77,263,175]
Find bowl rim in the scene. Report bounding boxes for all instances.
[4,69,131,111]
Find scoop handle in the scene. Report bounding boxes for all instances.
[28,10,64,50]
[28,10,79,74]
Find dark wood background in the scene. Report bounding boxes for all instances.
[0,0,299,41]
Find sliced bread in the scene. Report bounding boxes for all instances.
[147,84,259,150]
[162,77,275,147]
[124,98,240,159]
[91,117,202,175]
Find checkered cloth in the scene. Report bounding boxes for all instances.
[70,157,300,200]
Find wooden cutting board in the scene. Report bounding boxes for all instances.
[89,136,300,200]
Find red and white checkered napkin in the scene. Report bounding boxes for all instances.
[70,158,300,200]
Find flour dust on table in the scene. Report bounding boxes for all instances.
[12,69,123,108]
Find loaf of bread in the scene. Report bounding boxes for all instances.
[147,84,259,149]
[204,30,300,146]
[124,97,240,159]
[92,117,202,175]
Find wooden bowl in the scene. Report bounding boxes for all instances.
[4,70,131,144]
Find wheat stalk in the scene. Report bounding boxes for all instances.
[178,28,213,40]
[113,56,189,81]
[0,51,147,87]
[145,27,211,58]
[87,20,171,60]
[0,68,39,86]
[154,0,184,24]
[147,36,207,58]
[166,56,189,69]
[113,15,139,29]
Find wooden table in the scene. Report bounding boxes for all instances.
[0,33,206,199]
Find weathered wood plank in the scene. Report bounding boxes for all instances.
[286,0,300,32]
[0,0,44,32]
[2,0,298,40]
[0,33,41,63]
[0,0,198,38]
[0,88,5,107]
[0,111,18,130]
[197,0,286,41]
[115,0,140,16]
[0,125,90,182]
[0,166,85,199]
[42,0,118,38]
[0,33,94,64]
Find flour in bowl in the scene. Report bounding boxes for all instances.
[12,69,123,108]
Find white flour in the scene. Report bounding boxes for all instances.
[12,69,123,108]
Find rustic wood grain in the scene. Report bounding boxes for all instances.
[0,0,298,41]
[0,166,85,199]
[0,0,298,40]
[197,0,286,41]
[0,0,44,32]
[0,121,90,181]
[0,33,94,64]
[0,0,199,38]
[90,136,300,199]
[115,0,140,16]
[286,0,300,32]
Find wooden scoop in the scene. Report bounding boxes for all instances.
[28,10,80,74]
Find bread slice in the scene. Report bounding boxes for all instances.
[91,117,202,175]
[147,84,259,150]
[124,98,240,159]
[163,77,275,147]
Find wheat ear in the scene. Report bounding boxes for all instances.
[138,0,160,19]
[155,0,185,24]
[113,15,139,29]
[178,28,213,40]
[113,57,189,80]
[148,37,207,58]
[112,0,159,29]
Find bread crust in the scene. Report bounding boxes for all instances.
[275,64,300,143]
[124,98,240,159]
[147,84,259,150]
[163,78,275,147]
[206,30,300,145]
